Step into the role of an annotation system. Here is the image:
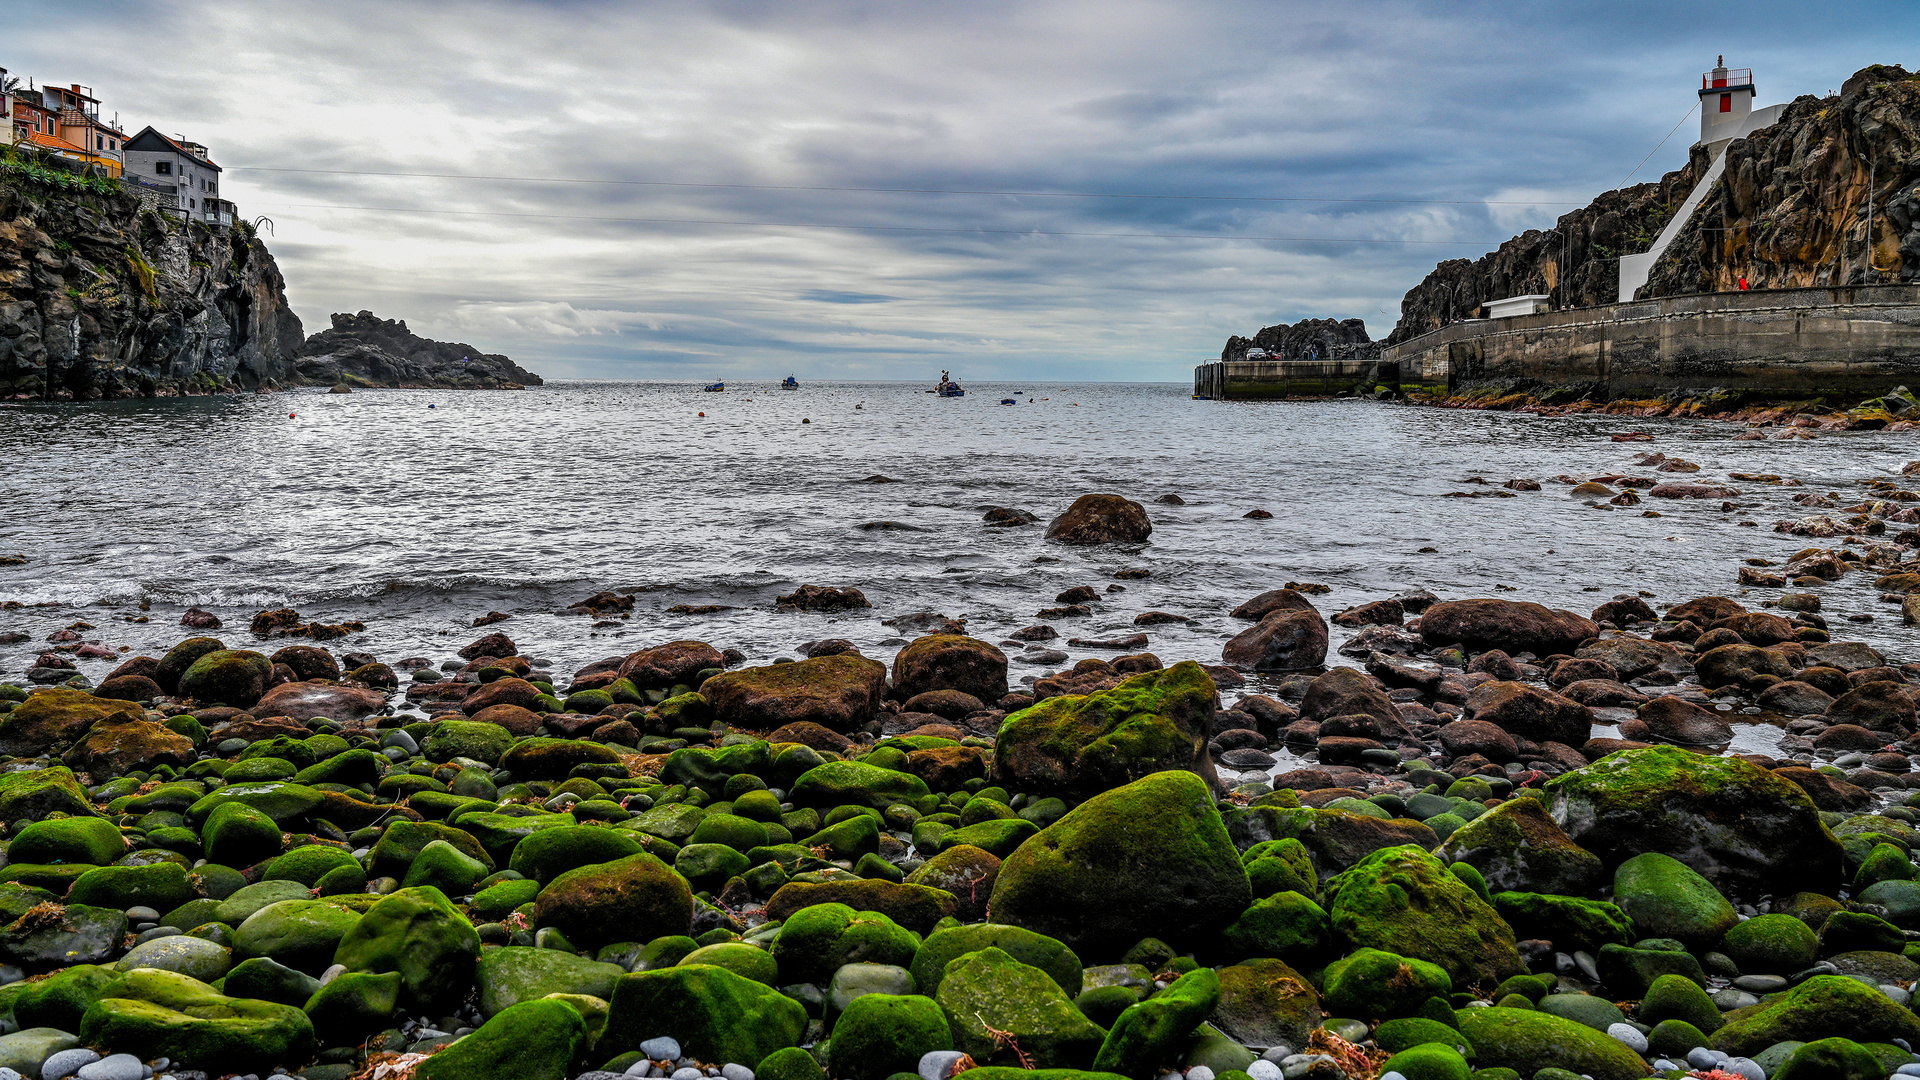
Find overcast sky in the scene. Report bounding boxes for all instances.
[5,1,1906,380]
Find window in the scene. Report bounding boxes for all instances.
[155,161,171,174]
[1720,94,1732,113]
[189,198,195,209]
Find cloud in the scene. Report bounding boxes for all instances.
[6,0,1904,377]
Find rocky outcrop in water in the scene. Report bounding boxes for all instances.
[0,174,304,399]
[295,311,543,389]
[1387,63,1920,344]
[1220,316,1374,362]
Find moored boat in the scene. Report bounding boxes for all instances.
[702,380,725,392]
[935,370,965,397]
[781,375,799,389]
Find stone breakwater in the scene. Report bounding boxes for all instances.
[3,498,1920,1080]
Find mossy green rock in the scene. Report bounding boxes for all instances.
[1545,746,1842,896]
[1217,890,1333,961]
[1488,892,1633,952]
[498,737,623,779]
[263,844,361,887]
[422,719,516,765]
[476,945,625,1018]
[9,815,127,866]
[302,969,403,1045]
[603,964,808,1063]
[78,967,314,1073]
[829,993,954,1080]
[1451,1006,1647,1080]
[187,780,327,827]
[1611,852,1736,950]
[661,741,774,797]
[1594,943,1705,997]
[331,886,480,1013]
[68,861,191,912]
[911,923,1082,999]
[11,963,116,1030]
[1212,958,1321,1049]
[203,800,283,867]
[1325,844,1524,986]
[369,819,497,881]
[990,660,1218,800]
[989,770,1250,958]
[415,997,586,1080]
[403,838,491,895]
[1244,837,1318,900]
[1321,947,1450,1019]
[236,899,364,975]
[1092,966,1220,1076]
[1645,1018,1711,1057]
[1376,1017,1474,1056]
[1381,1042,1471,1080]
[757,1045,828,1080]
[801,814,881,861]
[771,902,919,983]
[937,947,1106,1069]
[1711,974,1920,1056]
[533,851,693,952]
[0,766,97,821]
[223,956,322,1007]
[789,760,933,810]
[678,941,776,985]
[213,879,311,926]
[471,877,544,922]
[1771,1038,1887,1080]
[1721,912,1820,974]
[1435,798,1603,895]
[113,935,233,982]
[459,810,575,864]
[177,649,273,709]
[938,818,1039,859]
[764,879,958,935]
[690,811,772,852]
[1639,973,1722,1034]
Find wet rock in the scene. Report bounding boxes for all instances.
[992,660,1219,800]
[1044,494,1153,545]
[886,612,968,635]
[1465,681,1594,746]
[1695,644,1796,689]
[1420,599,1599,656]
[1232,588,1317,621]
[982,507,1038,527]
[1559,680,1651,708]
[1332,599,1404,628]
[1826,681,1917,732]
[1592,596,1658,625]
[1133,611,1190,625]
[619,641,726,687]
[1325,843,1525,985]
[1223,597,1329,672]
[1636,696,1732,745]
[252,681,385,723]
[1434,719,1519,762]
[1757,681,1836,716]
[1438,797,1604,894]
[703,655,889,733]
[776,585,871,612]
[180,607,222,629]
[893,636,1010,702]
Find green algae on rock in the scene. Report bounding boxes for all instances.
[1711,974,1920,1056]
[1436,797,1603,895]
[331,886,480,1013]
[602,963,808,1063]
[415,997,586,1080]
[1452,1006,1648,1080]
[828,992,954,1080]
[991,660,1220,800]
[989,770,1250,958]
[937,946,1107,1069]
[1324,844,1525,986]
[78,968,315,1074]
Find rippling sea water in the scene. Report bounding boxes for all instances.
[2,380,1915,704]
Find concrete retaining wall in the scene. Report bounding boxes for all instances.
[1193,357,1427,399]
[1381,285,1920,397]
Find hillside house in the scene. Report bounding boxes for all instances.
[40,83,125,176]
[123,126,234,225]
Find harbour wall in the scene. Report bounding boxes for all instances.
[1381,285,1920,398]
[1192,356,1423,400]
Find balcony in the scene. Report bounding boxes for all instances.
[1702,68,1753,89]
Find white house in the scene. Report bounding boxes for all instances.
[122,126,234,226]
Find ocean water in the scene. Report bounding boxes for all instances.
[1,380,1915,690]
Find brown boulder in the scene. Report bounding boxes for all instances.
[1332,599,1404,628]
[892,636,1009,703]
[1592,596,1658,625]
[1647,484,1740,499]
[766,721,853,753]
[906,745,987,788]
[1773,766,1875,812]
[1043,493,1153,545]
[1230,588,1318,621]
[702,654,889,733]
[106,656,161,682]
[1419,599,1598,657]
[468,703,542,736]
[1810,724,1887,751]
[775,585,871,612]
[1828,682,1918,732]
[270,645,340,682]
[1667,596,1746,624]
[1574,637,1691,680]
[1709,612,1797,646]
[1222,606,1329,672]
[1636,696,1732,745]
[1433,719,1519,762]
[1756,681,1836,716]
[1298,667,1398,727]
[461,677,545,714]
[618,641,725,689]
[253,681,386,723]
[1558,679,1651,708]
[1464,681,1594,746]
[459,632,518,660]
[61,715,195,778]
[94,675,164,703]
[1695,644,1797,689]
[901,690,986,721]
[1032,659,1126,701]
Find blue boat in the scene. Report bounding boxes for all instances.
[781,375,799,389]
[702,380,725,392]
[935,370,965,397]
[1000,398,1016,406]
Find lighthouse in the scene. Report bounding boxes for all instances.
[1699,56,1757,150]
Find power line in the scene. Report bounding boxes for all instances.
[249,200,1511,244]
[230,166,1587,208]
[1618,101,1698,189]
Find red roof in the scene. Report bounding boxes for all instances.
[22,130,87,154]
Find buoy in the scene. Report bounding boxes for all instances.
[288,412,296,419]
[802,418,810,424]
[429,404,436,409]
[698,411,705,417]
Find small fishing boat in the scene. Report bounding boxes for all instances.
[999,398,1016,406]
[935,370,965,397]
[781,375,799,389]
[702,380,725,392]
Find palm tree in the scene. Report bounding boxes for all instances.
[0,75,18,94]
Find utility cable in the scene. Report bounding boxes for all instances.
[229,166,1586,208]
[248,200,1512,244]
[1618,101,1699,189]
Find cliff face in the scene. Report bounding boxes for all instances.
[296,311,543,388]
[1386,63,1920,345]
[1220,317,1374,361]
[0,175,303,399]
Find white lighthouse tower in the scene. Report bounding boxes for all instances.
[1699,56,1757,151]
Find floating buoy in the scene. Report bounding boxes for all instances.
[429,404,436,409]
[288,412,296,419]
[802,418,810,424]
[698,411,706,417]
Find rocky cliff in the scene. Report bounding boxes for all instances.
[0,169,304,399]
[1219,317,1375,361]
[295,311,543,389]
[1386,63,1920,345]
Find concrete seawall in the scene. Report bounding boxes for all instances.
[1192,356,1419,399]
[1382,285,1920,397]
